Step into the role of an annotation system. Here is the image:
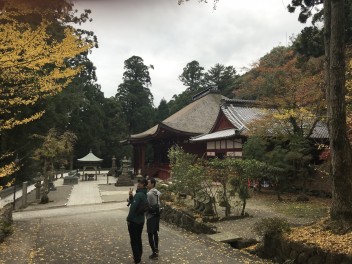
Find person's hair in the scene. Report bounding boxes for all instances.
[149,177,156,187]
[138,178,148,187]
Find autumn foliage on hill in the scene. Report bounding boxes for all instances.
[235,46,325,132]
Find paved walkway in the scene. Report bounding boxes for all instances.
[66,174,135,206]
[0,175,270,264]
[3,204,268,264]
[66,179,103,206]
[16,173,134,211]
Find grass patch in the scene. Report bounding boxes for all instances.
[250,190,331,219]
[274,202,329,219]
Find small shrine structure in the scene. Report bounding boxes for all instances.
[77,149,103,181]
[107,156,117,176]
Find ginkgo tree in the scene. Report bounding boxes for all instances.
[0,1,94,188]
[32,129,77,203]
[0,19,92,130]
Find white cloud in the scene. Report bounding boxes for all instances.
[74,0,306,105]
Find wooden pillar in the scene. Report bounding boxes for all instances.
[140,144,145,176]
[133,145,139,175]
[82,167,85,181]
[133,144,146,176]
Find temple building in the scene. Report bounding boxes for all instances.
[191,99,329,158]
[125,89,228,179]
[126,94,329,180]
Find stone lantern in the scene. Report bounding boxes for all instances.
[115,156,134,186]
[34,172,43,201]
[60,164,65,178]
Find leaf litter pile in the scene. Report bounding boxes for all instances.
[249,191,352,256]
[285,217,352,255]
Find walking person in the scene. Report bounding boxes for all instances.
[146,177,161,260]
[127,178,148,264]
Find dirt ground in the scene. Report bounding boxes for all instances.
[204,188,331,241]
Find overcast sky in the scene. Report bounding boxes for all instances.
[73,0,306,106]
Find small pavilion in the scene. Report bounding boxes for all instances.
[77,150,103,181]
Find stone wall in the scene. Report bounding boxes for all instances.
[265,235,352,264]
[0,204,13,243]
[160,204,216,234]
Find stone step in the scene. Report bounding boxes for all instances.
[207,232,242,243]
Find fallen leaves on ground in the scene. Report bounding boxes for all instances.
[285,218,352,255]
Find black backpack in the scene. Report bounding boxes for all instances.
[149,194,163,216]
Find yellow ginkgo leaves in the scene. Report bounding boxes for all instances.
[0,14,93,131]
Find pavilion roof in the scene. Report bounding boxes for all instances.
[77,150,103,162]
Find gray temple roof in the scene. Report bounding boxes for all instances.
[77,150,103,163]
[191,99,329,142]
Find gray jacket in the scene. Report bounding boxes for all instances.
[146,188,161,220]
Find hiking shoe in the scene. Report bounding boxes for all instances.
[149,253,158,259]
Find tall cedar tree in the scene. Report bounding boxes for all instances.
[156,99,170,122]
[204,63,238,97]
[178,60,205,93]
[116,56,154,134]
[169,61,237,115]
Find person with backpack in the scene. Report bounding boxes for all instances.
[126,178,148,264]
[146,177,162,260]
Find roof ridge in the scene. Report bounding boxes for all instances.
[192,88,220,101]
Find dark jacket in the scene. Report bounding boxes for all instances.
[127,188,147,224]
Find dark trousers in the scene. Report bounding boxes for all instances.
[147,216,159,253]
[128,222,144,263]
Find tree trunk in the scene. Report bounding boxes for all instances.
[241,199,246,216]
[325,0,352,220]
[40,159,49,204]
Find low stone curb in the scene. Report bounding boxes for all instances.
[160,204,216,234]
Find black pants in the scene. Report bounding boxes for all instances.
[147,216,160,253]
[128,222,144,263]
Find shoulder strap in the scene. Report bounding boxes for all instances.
[153,193,159,204]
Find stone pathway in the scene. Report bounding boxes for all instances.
[2,203,269,264]
[66,180,103,206]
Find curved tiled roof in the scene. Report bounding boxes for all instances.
[191,128,237,142]
[192,100,329,142]
[222,104,264,133]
